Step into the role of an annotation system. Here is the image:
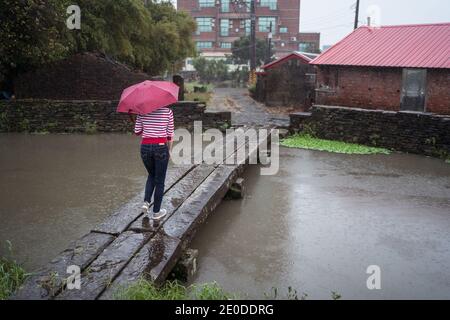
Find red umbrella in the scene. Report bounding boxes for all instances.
[117,80,179,115]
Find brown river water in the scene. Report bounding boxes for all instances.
[1,133,449,299]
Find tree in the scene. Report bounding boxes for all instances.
[0,0,197,87]
[69,0,196,75]
[0,0,71,82]
[231,36,274,67]
[192,58,230,82]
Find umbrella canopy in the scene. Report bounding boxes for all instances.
[117,80,179,115]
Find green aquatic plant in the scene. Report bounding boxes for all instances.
[281,134,391,155]
[0,241,29,300]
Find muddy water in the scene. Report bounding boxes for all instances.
[190,148,450,300]
[0,134,146,270]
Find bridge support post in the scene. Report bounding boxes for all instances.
[226,177,245,200]
[169,248,198,283]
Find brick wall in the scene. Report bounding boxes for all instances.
[289,105,450,158]
[257,60,315,108]
[426,69,450,115]
[0,100,231,133]
[14,53,151,101]
[315,66,450,115]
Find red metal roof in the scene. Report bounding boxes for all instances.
[311,23,450,69]
[261,52,313,70]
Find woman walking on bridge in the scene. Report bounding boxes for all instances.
[134,107,174,221]
[117,80,179,221]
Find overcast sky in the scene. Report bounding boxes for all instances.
[300,0,450,47]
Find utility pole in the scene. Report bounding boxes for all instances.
[266,21,273,64]
[249,0,257,84]
[354,0,360,29]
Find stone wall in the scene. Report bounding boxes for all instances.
[290,105,450,158]
[0,100,231,133]
[315,66,450,115]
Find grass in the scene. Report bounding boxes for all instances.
[114,279,235,300]
[281,134,391,155]
[185,92,212,103]
[185,81,214,103]
[446,159,450,164]
[0,242,28,300]
[184,81,215,93]
[116,278,342,300]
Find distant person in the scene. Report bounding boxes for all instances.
[134,107,174,221]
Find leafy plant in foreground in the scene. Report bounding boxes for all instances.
[0,241,29,300]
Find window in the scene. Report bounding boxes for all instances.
[196,41,213,49]
[220,19,229,36]
[239,19,251,35]
[258,17,276,33]
[220,42,232,49]
[245,0,251,12]
[199,0,215,8]
[299,42,314,52]
[260,0,277,10]
[221,0,230,12]
[279,27,288,33]
[196,17,213,33]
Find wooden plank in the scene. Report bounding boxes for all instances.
[163,128,274,243]
[11,232,114,300]
[92,164,195,235]
[98,233,182,300]
[163,165,238,243]
[56,231,150,300]
[193,126,250,165]
[128,164,216,232]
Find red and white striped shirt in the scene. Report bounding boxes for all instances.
[134,107,174,144]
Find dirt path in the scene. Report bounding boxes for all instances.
[208,88,290,127]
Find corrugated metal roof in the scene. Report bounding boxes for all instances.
[311,23,450,69]
[262,52,313,70]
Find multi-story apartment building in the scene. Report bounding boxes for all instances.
[177,0,320,58]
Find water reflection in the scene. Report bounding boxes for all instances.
[0,133,145,269]
[191,148,450,299]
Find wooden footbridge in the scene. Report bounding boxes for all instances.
[12,127,275,300]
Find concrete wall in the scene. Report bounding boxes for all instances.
[315,66,450,115]
[0,100,231,133]
[290,105,450,158]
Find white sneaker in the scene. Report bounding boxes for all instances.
[152,209,167,221]
[142,202,150,213]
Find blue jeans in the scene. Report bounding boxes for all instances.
[140,144,169,213]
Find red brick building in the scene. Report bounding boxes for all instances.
[311,23,450,115]
[256,51,318,107]
[177,0,320,57]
